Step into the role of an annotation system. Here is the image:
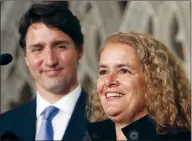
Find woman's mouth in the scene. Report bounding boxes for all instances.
[105,92,125,98]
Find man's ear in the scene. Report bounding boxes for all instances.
[78,44,83,60]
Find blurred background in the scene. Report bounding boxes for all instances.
[1,1,191,113]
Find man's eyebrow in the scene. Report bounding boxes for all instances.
[29,43,44,48]
[28,40,71,48]
[51,40,70,46]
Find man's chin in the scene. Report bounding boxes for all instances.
[39,82,67,94]
[47,86,67,94]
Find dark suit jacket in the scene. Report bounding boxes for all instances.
[0,90,88,140]
[85,116,191,141]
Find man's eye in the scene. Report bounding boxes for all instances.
[57,45,67,49]
[32,48,42,52]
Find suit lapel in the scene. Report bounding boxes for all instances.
[62,90,88,140]
[16,98,36,140]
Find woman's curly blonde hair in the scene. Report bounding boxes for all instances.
[86,32,191,134]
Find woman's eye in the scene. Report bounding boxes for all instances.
[119,68,131,74]
[99,70,107,76]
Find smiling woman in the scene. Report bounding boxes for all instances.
[85,32,191,140]
[97,42,147,128]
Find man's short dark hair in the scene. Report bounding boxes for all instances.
[18,1,83,50]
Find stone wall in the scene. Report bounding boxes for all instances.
[1,1,191,113]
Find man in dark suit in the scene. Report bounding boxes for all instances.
[0,2,88,140]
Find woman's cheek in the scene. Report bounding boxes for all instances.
[97,79,104,96]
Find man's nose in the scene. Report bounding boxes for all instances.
[44,48,58,66]
[104,73,119,87]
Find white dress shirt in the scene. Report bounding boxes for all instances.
[35,85,82,140]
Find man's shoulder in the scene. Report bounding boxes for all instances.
[80,89,88,100]
[0,99,36,138]
[0,99,36,121]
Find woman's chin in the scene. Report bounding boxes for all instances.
[104,106,122,120]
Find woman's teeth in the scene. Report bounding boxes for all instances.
[106,93,125,98]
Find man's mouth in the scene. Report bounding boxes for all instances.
[43,68,62,72]
[42,68,63,76]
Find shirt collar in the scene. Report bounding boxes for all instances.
[36,84,82,118]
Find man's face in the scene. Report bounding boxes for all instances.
[25,22,82,94]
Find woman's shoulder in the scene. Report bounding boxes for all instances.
[86,119,116,140]
[163,131,191,141]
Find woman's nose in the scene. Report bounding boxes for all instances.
[104,73,119,87]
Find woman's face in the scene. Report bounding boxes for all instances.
[97,42,148,124]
